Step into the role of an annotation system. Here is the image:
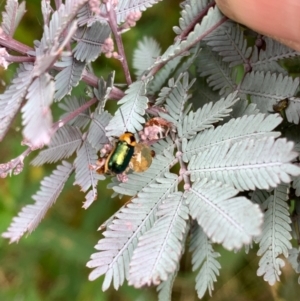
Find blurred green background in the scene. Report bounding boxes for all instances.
[0,1,299,300]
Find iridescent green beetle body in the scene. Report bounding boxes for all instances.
[105,132,136,174]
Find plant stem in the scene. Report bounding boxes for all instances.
[106,1,132,85]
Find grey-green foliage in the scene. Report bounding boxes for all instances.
[54,56,86,101]
[113,0,163,24]
[257,184,292,285]
[0,63,33,141]
[1,0,26,37]
[133,36,161,78]
[2,161,74,243]
[73,20,111,62]
[190,222,221,298]
[1,1,300,300]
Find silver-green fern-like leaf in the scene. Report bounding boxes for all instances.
[58,96,91,129]
[87,111,111,150]
[2,161,73,243]
[157,269,178,301]
[1,0,26,37]
[156,217,190,301]
[128,192,189,287]
[93,72,115,105]
[21,73,55,146]
[31,125,83,166]
[288,248,300,284]
[106,80,148,137]
[159,72,195,125]
[251,37,300,74]
[87,172,179,290]
[33,0,87,77]
[188,137,300,191]
[73,20,111,63]
[189,222,221,298]
[115,0,162,24]
[240,71,299,113]
[173,0,209,35]
[150,6,224,68]
[195,43,235,96]
[74,140,104,208]
[133,36,161,78]
[149,56,182,96]
[178,91,239,138]
[250,189,270,206]
[77,3,93,27]
[183,113,282,162]
[0,63,33,141]
[108,139,175,199]
[205,22,252,67]
[190,78,220,109]
[293,175,300,197]
[54,56,86,101]
[257,184,292,285]
[187,178,263,250]
[223,99,259,121]
[285,97,300,124]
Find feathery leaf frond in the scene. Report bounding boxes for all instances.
[106,80,148,137]
[240,71,299,113]
[257,184,292,285]
[149,56,182,96]
[178,91,239,138]
[1,0,26,37]
[151,6,224,67]
[285,97,300,125]
[2,161,73,243]
[74,140,104,209]
[74,140,103,193]
[188,178,263,250]
[59,96,91,129]
[87,111,111,150]
[21,73,55,147]
[129,192,189,287]
[189,137,300,191]
[133,36,161,78]
[251,37,300,73]
[31,125,82,166]
[159,72,195,125]
[73,20,111,62]
[54,56,86,101]
[205,23,252,67]
[190,222,221,298]
[157,267,179,301]
[87,173,179,290]
[195,44,235,96]
[115,0,163,24]
[173,0,209,35]
[293,176,300,197]
[288,248,300,283]
[183,113,282,162]
[0,63,33,141]
[251,189,270,206]
[33,0,88,77]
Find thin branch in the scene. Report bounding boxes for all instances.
[148,16,228,78]
[0,97,98,178]
[106,1,132,85]
[52,97,97,132]
[176,0,216,41]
